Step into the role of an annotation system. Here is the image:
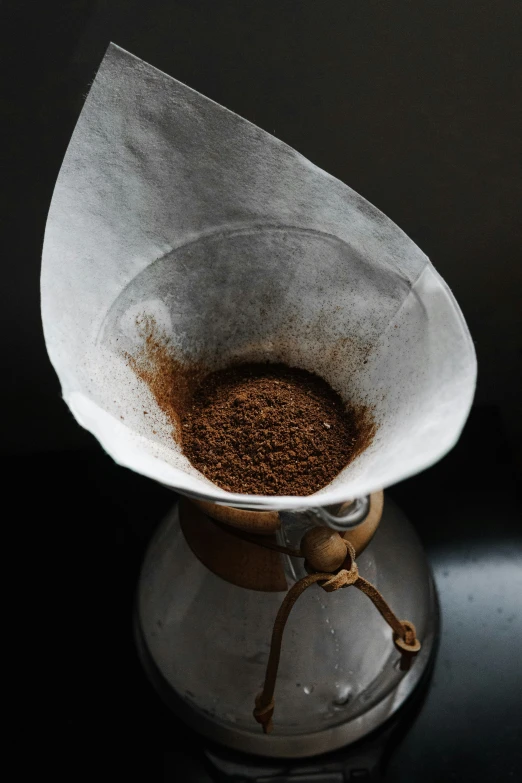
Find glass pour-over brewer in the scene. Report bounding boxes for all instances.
[41,45,476,761]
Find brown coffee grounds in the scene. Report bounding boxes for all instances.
[125,318,375,496]
[180,363,374,496]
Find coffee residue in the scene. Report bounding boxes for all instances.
[125,315,204,436]
[126,317,375,496]
[180,363,375,495]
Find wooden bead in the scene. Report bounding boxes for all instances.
[301,527,347,573]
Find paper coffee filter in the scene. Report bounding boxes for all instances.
[41,44,476,510]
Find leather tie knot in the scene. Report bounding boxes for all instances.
[393,619,421,654]
[253,693,275,734]
[321,561,359,592]
[393,619,421,671]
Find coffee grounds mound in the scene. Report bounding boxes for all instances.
[181,363,369,496]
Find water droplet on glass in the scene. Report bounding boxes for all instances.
[303,685,315,695]
[332,685,352,708]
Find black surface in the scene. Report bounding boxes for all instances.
[8,406,521,780]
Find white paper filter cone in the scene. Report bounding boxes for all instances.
[41,44,476,510]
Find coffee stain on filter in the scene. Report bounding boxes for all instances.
[125,315,376,494]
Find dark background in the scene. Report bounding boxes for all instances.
[2,2,521,780]
[3,0,522,459]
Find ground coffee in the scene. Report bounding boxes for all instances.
[180,363,369,496]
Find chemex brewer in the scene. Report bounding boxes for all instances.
[42,45,476,758]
